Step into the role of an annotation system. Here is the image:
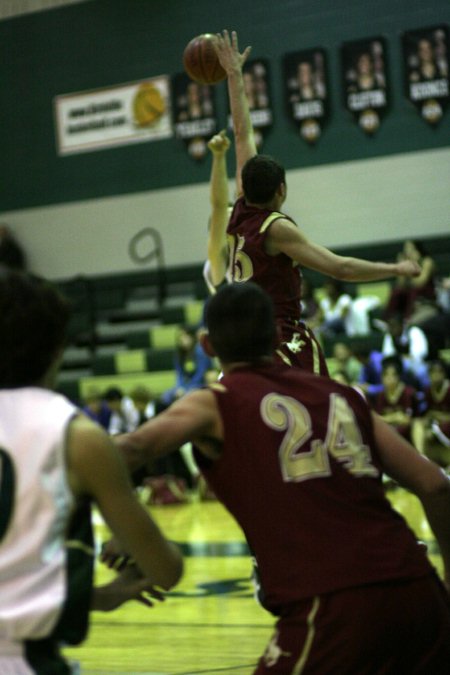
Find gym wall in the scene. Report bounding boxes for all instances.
[1,0,449,278]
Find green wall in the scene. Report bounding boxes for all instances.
[1,0,449,212]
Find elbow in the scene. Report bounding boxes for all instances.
[329,258,354,282]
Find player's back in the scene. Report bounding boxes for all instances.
[0,387,82,642]
[202,363,432,613]
[227,197,302,323]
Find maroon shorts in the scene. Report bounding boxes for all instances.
[275,322,329,376]
[254,574,450,674]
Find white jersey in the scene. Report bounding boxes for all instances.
[0,387,77,644]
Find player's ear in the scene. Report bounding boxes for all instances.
[199,330,216,357]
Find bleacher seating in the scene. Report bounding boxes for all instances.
[55,234,450,405]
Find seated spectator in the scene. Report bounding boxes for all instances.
[412,359,450,467]
[300,277,321,330]
[104,386,137,435]
[328,341,363,385]
[417,275,450,359]
[381,314,429,389]
[370,356,419,441]
[317,279,352,338]
[126,385,156,426]
[385,240,437,321]
[160,325,212,407]
[81,387,111,430]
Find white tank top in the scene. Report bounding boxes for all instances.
[0,387,77,641]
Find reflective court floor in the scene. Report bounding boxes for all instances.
[63,489,443,675]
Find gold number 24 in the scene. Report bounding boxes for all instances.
[260,392,379,482]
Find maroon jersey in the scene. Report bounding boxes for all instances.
[195,363,431,615]
[227,197,302,323]
[424,380,450,415]
[425,380,450,437]
[227,197,328,375]
[373,384,418,418]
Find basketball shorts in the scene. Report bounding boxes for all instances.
[254,574,450,674]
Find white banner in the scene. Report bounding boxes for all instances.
[54,76,173,155]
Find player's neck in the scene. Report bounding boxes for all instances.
[222,356,274,374]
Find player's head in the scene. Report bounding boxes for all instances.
[241,155,286,205]
[0,266,70,388]
[204,282,276,364]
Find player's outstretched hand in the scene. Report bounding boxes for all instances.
[214,30,251,75]
[93,564,165,612]
[396,259,421,277]
[208,129,231,155]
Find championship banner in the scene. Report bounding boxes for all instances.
[342,37,388,134]
[228,59,273,149]
[402,25,449,125]
[172,73,218,160]
[284,48,329,144]
[54,76,172,155]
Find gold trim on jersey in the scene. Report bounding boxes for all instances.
[259,212,285,233]
[276,349,292,366]
[66,539,95,557]
[292,596,321,674]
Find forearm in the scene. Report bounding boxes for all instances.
[420,481,450,586]
[227,70,257,181]
[208,153,229,284]
[335,257,403,283]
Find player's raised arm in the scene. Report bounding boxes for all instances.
[66,415,183,591]
[207,130,231,288]
[214,30,256,196]
[372,412,450,590]
[266,217,421,282]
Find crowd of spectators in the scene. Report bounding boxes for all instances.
[307,239,450,467]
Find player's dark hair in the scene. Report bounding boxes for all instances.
[0,267,70,387]
[205,282,276,363]
[241,155,285,204]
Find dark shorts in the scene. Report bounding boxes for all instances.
[254,574,450,674]
[275,322,329,376]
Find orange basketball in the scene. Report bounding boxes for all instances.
[183,34,226,85]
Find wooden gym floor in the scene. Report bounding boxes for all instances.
[63,488,443,675]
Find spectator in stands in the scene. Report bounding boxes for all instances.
[418,275,450,359]
[127,385,156,426]
[0,225,26,271]
[412,359,450,467]
[160,326,212,407]
[328,341,363,385]
[300,276,322,331]
[382,314,429,389]
[371,356,419,441]
[104,387,137,435]
[385,240,437,321]
[317,279,353,337]
[81,387,111,430]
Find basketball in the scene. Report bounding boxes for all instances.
[183,34,226,85]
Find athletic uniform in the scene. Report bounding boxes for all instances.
[195,363,450,673]
[372,383,418,440]
[424,379,450,442]
[0,388,93,675]
[227,197,328,375]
